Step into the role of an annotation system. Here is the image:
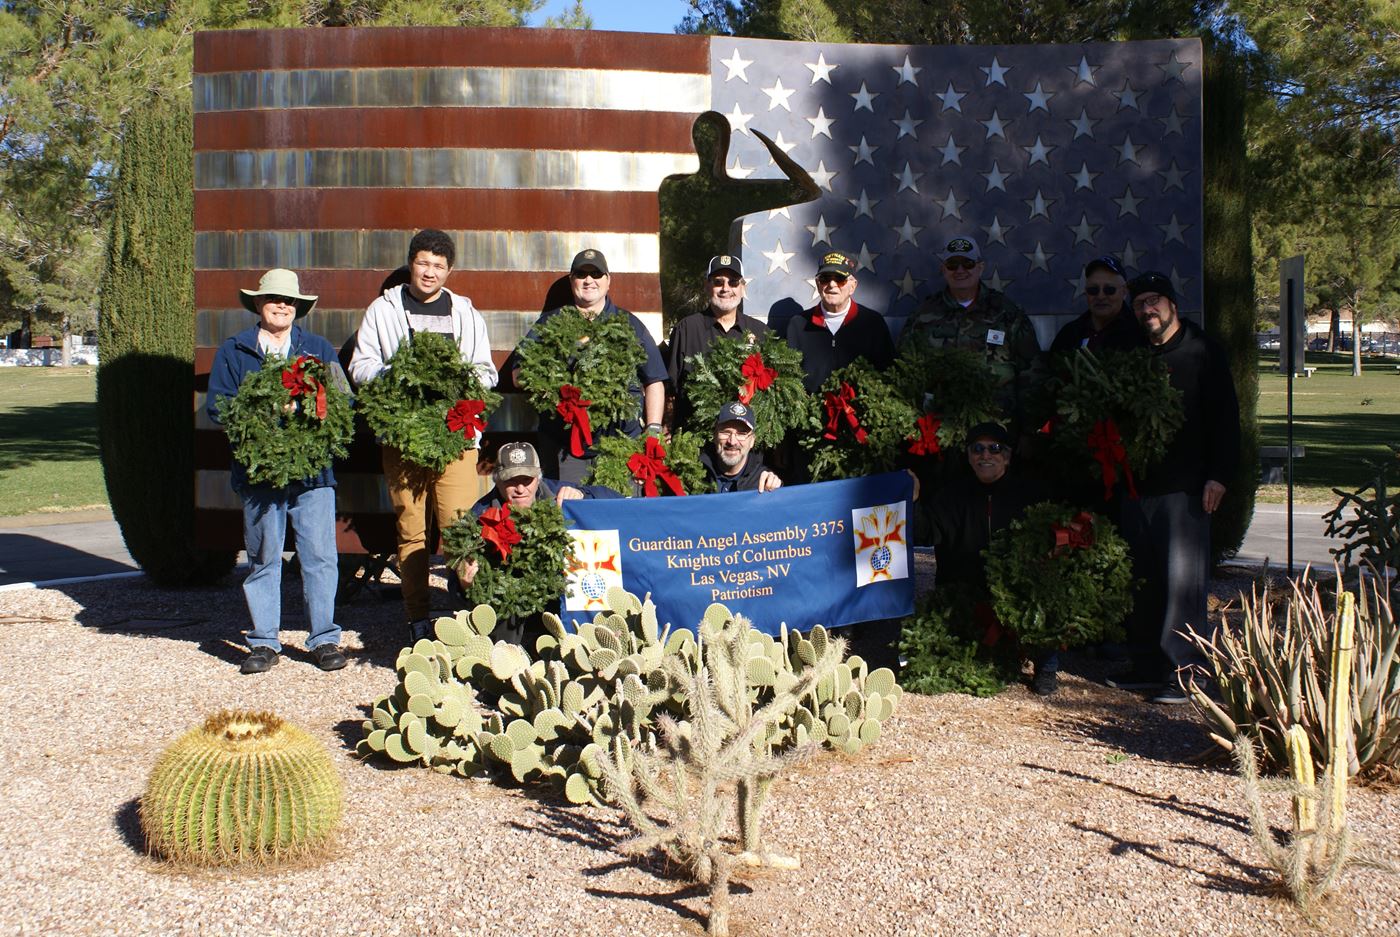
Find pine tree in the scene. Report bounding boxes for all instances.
[97,101,235,585]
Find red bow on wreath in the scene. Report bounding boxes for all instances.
[445,399,486,438]
[478,504,522,562]
[1087,418,1138,500]
[1051,511,1097,556]
[626,436,686,497]
[908,413,943,457]
[822,382,868,444]
[555,384,594,457]
[738,353,777,405]
[281,355,327,420]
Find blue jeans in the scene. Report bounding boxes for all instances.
[240,484,340,652]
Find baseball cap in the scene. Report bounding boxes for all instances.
[1084,255,1125,278]
[494,442,543,481]
[569,249,609,277]
[816,250,856,277]
[938,236,981,262]
[1128,271,1177,305]
[715,401,756,431]
[966,421,1013,448]
[707,255,744,279]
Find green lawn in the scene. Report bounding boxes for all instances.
[1255,350,1400,504]
[0,367,108,516]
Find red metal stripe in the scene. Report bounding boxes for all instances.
[194,188,663,234]
[194,27,710,75]
[194,270,662,315]
[194,108,697,154]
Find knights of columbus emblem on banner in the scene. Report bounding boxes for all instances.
[565,530,624,611]
[851,503,909,588]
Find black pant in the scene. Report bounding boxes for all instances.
[1118,490,1212,679]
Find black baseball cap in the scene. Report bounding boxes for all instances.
[1084,255,1125,278]
[707,255,744,279]
[569,249,609,276]
[816,250,855,277]
[1128,271,1176,304]
[966,421,1013,448]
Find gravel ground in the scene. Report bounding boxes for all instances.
[1,563,1397,937]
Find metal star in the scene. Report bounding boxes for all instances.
[1120,240,1140,271]
[849,135,878,166]
[806,107,835,139]
[1067,108,1099,140]
[770,131,796,154]
[892,109,925,140]
[1158,214,1189,245]
[893,162,923,194]
[892,54,922,86]
[720,48,752,82]
[982,161,1012,192]
[1068,214,1101,245]
[1115,80,1142,111]
[1069,162,1100,191]
[1066,271,1086,298]
[762,239,795,274]
[982,215,1015,245]
[1117,134,1141,166]
[805,52,838,85]
[763,78,796,111]
[767,206,791,220]
[1169,266,1192,297]
[806,215,838,247]
[980,55,1011,87]
[893,268,922,298]
[1113,186,1144,217]
[1023,81,1055,113]
[894,215,924,247]
[1023,135,1055,166]
[1024,189,1055,221]
[1158,159,1189,191]
[1157,50,1192,83]
[726,102,753,136]
[1159,103,1187,137]
[740,222,754,246]
[936,82,967,113]
[808,160,837,191]
[1023,241,1055,273]
[850,82,878,112]
[848,189,880,219]
[938,134,966,166]
[727,158,754,180]
[987,268,1011,292]
[855,242,880,273]
[936,188,964,221]
[980,109,1010,140]
[1067,55,1100,86]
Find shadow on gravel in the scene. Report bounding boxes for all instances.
[1034,690,1221,765]
[1026,763,1251,835]
[514,801,627,855]
[333,711,371,756]
[1072,822,1275,897]
[115,797,145,856]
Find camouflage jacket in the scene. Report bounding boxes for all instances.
[898,285,1046,431]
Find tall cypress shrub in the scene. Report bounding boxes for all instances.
[98,101,235,585]
[1202,39,1260,563]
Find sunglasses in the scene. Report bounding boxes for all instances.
[817,273,849,285]
[710,276,743,287]
[1085,285,1118,296]
[571,269,606,281]
[968,442,1007,455]
[944,258,978,271]
[259,294,299,306]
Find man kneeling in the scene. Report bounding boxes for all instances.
[700,402,782,493]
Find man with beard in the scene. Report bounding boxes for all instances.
[1050,256,1146,354]
[699,402,782,493]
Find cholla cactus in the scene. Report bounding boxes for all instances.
[597,604,846,937]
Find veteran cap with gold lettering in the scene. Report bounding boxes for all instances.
[816,250,855,277]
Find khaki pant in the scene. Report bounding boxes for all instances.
[382,445,480,623]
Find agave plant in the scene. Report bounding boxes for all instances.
[1187,570,1400,778]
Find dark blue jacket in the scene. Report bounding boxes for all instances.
[470,477,622,516]
[206,324,344,494]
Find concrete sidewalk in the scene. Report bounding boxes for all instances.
[0,498,1351,590]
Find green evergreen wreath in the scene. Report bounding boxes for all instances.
[514,307,646,435]
[587,430,708,496]
[680,332,812,449]
[891,345,1003,455]
[356,331,500,473]
[216,354,353,488]
[804,359,918,482]
[984,501,1133,651]
[898,587,1019,697]
[1044,348,1184,499]
[440,499,575,621]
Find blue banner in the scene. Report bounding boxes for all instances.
[560,473,914,635]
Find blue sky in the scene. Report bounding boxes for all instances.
[533,0,691,33]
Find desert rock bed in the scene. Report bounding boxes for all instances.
[1,565,1397,936]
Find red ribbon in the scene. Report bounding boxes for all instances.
[626,436,686,497]
[446,399,486,438]
[738,353,777,404]
[1087,418,1138,500]
[908,413,943,457]
[478,504,522,562]
[822,382,868,444]
[555,384,594,457]
[1051,511,1097,556]
[281,355,327,420]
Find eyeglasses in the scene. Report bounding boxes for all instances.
[571,269,606,281]
[968,442,1007,455]
[944,258,978,271]
[717,427,753,440]
[1085,285,1118,296]
[710,276,743,287]
[817,273,849,285]
[1132,293,1166,311]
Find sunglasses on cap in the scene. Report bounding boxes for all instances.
[1085,285,1118,296]
[968,442,1008,455]
[944,258,978,271]
[817,273,849,285]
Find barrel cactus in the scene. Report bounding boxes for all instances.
[141,710,343,865]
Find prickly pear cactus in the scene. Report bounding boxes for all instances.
[141,710,343,865]
[358,590,902,800]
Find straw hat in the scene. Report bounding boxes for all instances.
[239,269,318,318]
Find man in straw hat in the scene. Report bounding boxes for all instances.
[206,268,349,675]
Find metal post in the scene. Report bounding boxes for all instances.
[1286,276,1295,573]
